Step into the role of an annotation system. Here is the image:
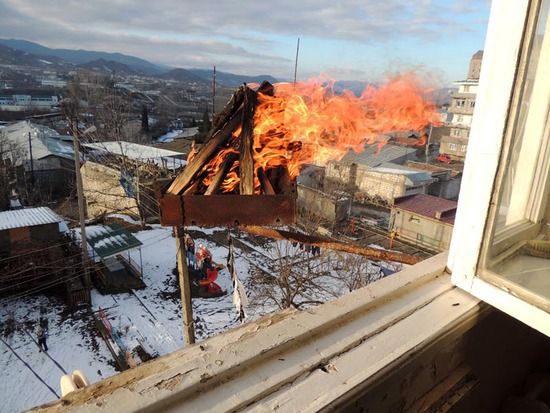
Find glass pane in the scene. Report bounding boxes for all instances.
[484,0,550,305]
[496,0,550,228]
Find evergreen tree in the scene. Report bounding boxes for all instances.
[141,105,150,132]
[198,108,211,135]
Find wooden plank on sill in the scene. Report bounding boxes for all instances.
[240,288,482,413]
[406,365,477,413]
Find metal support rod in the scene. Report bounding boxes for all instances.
[71,117,91,292]
[28,131,34,186]
[175,226,195,345]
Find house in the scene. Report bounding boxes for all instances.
[1,120,76,200]
[0,207,88,305]
[324,144,421,204]
[81,141,184,223]
[81,161,142,221]
[439,51,483,162]
[352,163,435,206]
[404,160,462,200]
[30,2,550,412]
[296,183,350,225]
[390,193,457,252]
[0,90,60,111]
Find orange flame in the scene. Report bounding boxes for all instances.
[197,73,440,193]
[253,73,440,180]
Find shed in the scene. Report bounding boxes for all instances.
[87,224,145,292]
[0,207,88,305]
[0,207,67,257]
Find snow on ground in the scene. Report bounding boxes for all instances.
[0,220,390,412]
[0,223,264,412]
[0,297,118,411]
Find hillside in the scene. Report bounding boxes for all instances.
[158,68,207,84]
[0,39,166,75]
[188,68,280,87]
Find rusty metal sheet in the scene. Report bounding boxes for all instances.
[182,194,296,227]
[157,193,296,227]
[158,193,185,227]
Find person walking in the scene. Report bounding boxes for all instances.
[36,323,48,352]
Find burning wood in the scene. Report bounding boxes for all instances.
[166,82,292,199]
[158,74,440,227]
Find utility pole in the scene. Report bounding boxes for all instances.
[71,117,91,294]
[174,226,195,345]
[425,124,433,164]
[28,131,34,187]
[294,38,300,85]
[212,65,216,119]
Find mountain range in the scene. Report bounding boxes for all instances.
[0,38,453,103]
[0,38,280,88]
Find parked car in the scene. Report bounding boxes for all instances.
[435,154,454,164]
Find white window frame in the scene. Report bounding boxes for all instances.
[449,0,550,337]
[448,142,457,150]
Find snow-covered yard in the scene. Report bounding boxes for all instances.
[0,219,394,412]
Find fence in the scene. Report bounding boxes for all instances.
[397,227,449,251]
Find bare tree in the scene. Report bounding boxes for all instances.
[326,251,379,293]
[64,71,137,142]
[0,129,25,209]
[249,240,334,311]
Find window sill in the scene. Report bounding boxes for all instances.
[31,252,485,412]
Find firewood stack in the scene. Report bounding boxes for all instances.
[156,81,297,227]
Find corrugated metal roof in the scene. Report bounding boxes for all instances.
[0,207,64,231]
[393,194,457,224]
[84,141,183,159]
[83,141,186,170]
[338,144,416,167]
[2,121,75,164]
[87,223,143,259]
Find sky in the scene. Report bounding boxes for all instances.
[0,0,491,86]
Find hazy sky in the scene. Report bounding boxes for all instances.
[0,0,491,85]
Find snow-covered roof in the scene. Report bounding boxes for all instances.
[83,141,186,169]
[87,223,143,259]
[0,207,65,231]
[2,121,75,164]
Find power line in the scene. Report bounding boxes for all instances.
[1,270,88,302]
[0,230,175,301]
[0,336,60,399]
[4,310,68,375]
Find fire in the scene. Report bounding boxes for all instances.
[197,73,440,193]
[187,141,198,163]
[253,73,440,180]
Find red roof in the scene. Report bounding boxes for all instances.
[393,194,457,224]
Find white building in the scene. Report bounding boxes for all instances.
[0,92,60,111]
[439,51,483,161]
